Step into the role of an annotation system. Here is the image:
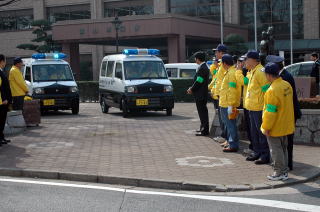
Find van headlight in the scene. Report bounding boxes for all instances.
[70,86,78,93]
[164,85,173,92]
[34,87,44,94]
[126,86,136,93]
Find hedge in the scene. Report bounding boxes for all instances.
[77,79,195,103]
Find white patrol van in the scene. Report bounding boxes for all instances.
[99,49,174,117]
[22,53,80,114]
[165,63,199,79]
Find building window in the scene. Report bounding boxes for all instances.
[240,0,304,41]
[169,0,221,21]
[47,4,91,23]
[0,9,33,31]
[104,0,153,17]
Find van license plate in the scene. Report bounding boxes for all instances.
[136,99,148,106]
[43,99,55,106]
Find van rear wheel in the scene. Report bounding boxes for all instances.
[101,99,109,113]
[72,104,79,115]
[166,108,172,116]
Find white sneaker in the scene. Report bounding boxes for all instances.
[214,137,226,143]
[267,173,288,181]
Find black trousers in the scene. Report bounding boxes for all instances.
[213,99,227,139]
[196,99,209,133]
[0,104,8,140]
[243,108,253,150]
[287,133,294,170]
[12,96,25,111]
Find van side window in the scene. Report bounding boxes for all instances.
[106,61,115,77]
[115,62,123,79]
[25,66,31,82]
[100,61,107,77]
[180,69,196,78]
[166,68,178,78]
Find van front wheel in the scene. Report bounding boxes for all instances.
[121,99,129,118]
[166,108,172,116]
[72,104,80,115]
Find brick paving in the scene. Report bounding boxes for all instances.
[0,103,319,188]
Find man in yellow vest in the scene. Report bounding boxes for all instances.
[261,62,295,181]
[244,51,270,165]
[209,44,228,143]
[219,54,241,152]
[9,57,28,110]
[235,55,253,154]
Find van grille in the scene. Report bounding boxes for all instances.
[136,85,163,94]
[44,87,70,94]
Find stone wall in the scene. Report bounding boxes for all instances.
[210,109,320,145]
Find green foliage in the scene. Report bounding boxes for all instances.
[17,19,61,53]
[224,34,248,56]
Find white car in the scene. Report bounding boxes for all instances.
[285,61,314,77]
[165,63,199,79]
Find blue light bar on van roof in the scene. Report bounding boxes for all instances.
[207,60,213,65]
[32,53,67,60]
[122,49,160,56]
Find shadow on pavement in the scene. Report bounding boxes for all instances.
[0,145,30,169]
[106,111,193,120]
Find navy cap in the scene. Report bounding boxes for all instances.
[246,50,260,60]
[222,54,234,65]
[13,57,23,65]
[266,55,284,63]
[214,44,227,52]
[263,62,280,75]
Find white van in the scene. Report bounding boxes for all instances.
[22,53,80,114]
[99,49,174,117]
[165,63,199,79]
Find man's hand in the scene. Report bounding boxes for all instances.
[263,130,270,136]
[2,100,8,105]
[187,88,192,95]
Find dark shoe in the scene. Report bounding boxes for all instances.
[255,159,270,165]
[223,147,238,153]
[1,141,7,144]
[196,129,202,133]
[246,155,260,161]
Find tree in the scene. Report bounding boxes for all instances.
[17,19,61,53]
[224,34,248,56]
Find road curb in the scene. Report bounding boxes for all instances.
[0,168,319,192]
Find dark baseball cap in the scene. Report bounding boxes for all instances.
[213,44,227,52]
[266,55,284,63]
[263,62,280,75]
[222,54,234,65]
[246,50,260,60]
[13,57,23,65]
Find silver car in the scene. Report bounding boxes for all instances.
[285,61,314,77]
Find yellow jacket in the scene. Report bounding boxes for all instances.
[235,69,250,107]
[208,62,219,100]
[210,63,226,99]
[9,66,28,97]
[219,66,241,108]
[261,78,295,137]
[245,63,269,111]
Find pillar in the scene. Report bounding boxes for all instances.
[33,0,45,20]
[224,0,239,25]
[154,0,168,15]
[62,43,81,80]
[92,46,104,81]
[91,0,104,19]
[168,34,186,63]
[303,0,320,39]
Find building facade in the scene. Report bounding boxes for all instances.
[0,0,319,80]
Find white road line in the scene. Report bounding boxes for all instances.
[0,177,319,212]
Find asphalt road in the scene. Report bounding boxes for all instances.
[0,177,319,212]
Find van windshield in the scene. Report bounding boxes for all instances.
[32,64,74,82]
[124,61,167,80]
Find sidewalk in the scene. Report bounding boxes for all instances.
[0,103,319,192]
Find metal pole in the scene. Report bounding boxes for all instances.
[116,29,119,53]
[220,0,223,44]
[290,0,293,64]
[254,0,257,50]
